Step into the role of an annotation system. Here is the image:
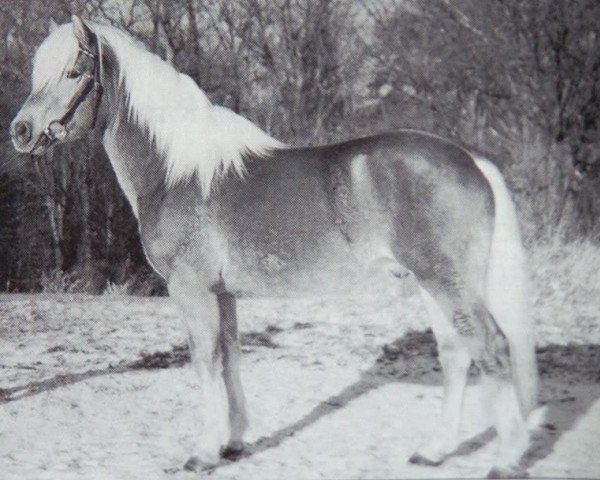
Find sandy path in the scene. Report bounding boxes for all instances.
[0,295,599,479]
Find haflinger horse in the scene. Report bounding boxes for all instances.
[11,16,542,478]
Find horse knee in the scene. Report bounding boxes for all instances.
[194,343,223,379]
[440,345,471,380]
[184,319,223,380]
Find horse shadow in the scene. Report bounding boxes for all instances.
[521,342,600,472]
[0,330,273,403]
[231,330,600,474]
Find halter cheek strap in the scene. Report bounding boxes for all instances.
[30,33,104,154]
[89,38,104,129]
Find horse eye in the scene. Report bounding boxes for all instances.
[66,70,81,79]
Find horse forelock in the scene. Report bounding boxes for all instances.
[32,24,79,93]
[89,23,284,197]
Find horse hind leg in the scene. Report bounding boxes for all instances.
[409,286,471,466]
[458,301,532,477]
[435,290,530,477]
[476,307,531,478]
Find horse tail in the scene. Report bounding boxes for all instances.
[473,157,539,418]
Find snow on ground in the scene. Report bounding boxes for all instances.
[0,290,599,479]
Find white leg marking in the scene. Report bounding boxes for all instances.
[481,374,529,472]
[411,287,471,465]
[169,267,230,466]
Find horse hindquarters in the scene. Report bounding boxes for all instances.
[397,156,536,475]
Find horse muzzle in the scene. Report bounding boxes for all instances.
[10,118,33,152]
[11,115,68,155]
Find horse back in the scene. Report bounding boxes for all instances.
[141,130,495,295]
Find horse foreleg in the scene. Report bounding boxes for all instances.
[217,291,249,459]
[410,287,471,466]
[168,269,230,470]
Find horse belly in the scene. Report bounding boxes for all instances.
[222,231,400,298]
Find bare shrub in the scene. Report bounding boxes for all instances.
[39,269,89,294]
[102,281,132,296]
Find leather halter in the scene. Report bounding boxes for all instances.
[30,32,104,154]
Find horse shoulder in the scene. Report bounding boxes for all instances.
[138,186,226,286]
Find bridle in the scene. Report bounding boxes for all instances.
[30,32,104,154]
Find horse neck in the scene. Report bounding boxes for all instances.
[100,71,167,218]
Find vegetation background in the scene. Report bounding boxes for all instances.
[1,0,599,303]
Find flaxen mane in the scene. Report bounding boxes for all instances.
[34,22,284,196]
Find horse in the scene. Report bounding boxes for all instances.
[11,16,541,478]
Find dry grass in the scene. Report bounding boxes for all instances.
[40,269,90,294]
[529,237,600,345]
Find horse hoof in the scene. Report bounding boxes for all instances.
[408,452,444,467]
[183,455,216,472]
[220,441,245,461]
[486,466,529,478]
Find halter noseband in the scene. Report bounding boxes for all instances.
[30,32,104,154]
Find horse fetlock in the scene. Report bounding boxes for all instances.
[487,445,530,478]
[190,429,228,470]
[499,420,529,461]
[486,465,529,479]
[410,434,458,467]
[232,409,249,434]
[485,389,530,476]
[408,452,445,467]
[186,427,226,470]
[228,412,248,449]
[183,454,219,472]
[220,440,246,461]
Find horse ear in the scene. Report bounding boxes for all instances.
[49,18,59,34]
[72,15,93,48]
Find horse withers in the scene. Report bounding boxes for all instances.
[11,16,541,478]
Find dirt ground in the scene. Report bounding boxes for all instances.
[0,293,599,480]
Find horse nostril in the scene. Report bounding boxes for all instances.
[12,120,32,145]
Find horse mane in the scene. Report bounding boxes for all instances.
[39,22,284,196]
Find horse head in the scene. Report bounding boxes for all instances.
[11,16,104,155]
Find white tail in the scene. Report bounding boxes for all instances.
[474,157,538,417]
